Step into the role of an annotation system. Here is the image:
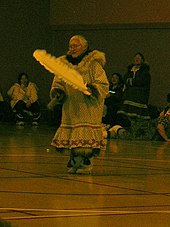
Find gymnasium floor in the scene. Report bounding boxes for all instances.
[0,122,170,227]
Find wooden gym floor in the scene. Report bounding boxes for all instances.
[0,122,170,227]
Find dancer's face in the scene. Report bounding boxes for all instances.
[68,38,85,58]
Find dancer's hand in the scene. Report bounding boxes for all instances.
[86,84,99,98]
[55,90,65,102]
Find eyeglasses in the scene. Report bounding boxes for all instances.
[69,44,81,49]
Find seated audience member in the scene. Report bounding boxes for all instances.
[7,72,40,126]
[159,93,170,118]
[0,90,13,122]
[102,72,124,126]
[152,93,170,142]
[153,107,170,142]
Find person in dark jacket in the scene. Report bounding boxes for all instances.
[118,52,151,120]
[102,72,124,126]
[0,90,13,122]
[116,52,151,139]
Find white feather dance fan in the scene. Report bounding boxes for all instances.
[33,49,91,96]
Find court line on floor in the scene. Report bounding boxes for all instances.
[0,153,170,164]
[1,208,170,221]
[0,166,170,196]
[1,207,170,212]
[99,157,170,163]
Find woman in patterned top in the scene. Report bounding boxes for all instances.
[154,108,170,142]
[153,93,170,142]
[50,35,109,174]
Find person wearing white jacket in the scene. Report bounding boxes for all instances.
[7,72,40,125]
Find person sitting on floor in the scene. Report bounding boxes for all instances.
[102,72,124,127]
[152,93,170,142]
[152,107,170,142]
[7,72,41,126]
[159,93,170,118]
[0,89,13,122]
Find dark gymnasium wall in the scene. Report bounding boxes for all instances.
[50,0,170,107]
[1,0,170,107]
[0,0,52,106]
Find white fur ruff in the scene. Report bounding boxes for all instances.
[33,49,91,95]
